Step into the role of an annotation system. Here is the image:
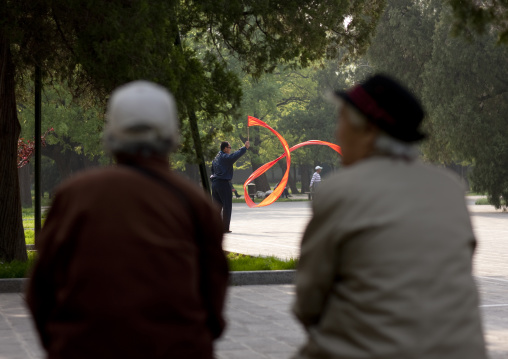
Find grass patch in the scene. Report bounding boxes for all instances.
[467,192,485,196]
[25,231,35,245]
[0,252,297,278]
[227,252,298,271]
[0,251,37,278]
[22,208,48,245]
[475,198,507,206]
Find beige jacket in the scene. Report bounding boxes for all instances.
[293,156,486,359]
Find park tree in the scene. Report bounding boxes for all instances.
[18,81,154,208]
[275,61,353,192]
[365,0,450,162]
[422,9,508,209]
[18,83,108,200]
[366,0,440,96]
[231,61,344,194]
[1,0,238,262]
[365,0,508,207]
[1,0,386,261]
[445,0,508,43]
[231,63,302,193]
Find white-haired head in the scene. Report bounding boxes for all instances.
[103,80,180,156]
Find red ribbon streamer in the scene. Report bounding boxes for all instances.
[243,116,342,208]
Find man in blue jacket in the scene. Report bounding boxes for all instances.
[210,140,250,233]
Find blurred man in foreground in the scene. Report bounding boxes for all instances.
[293,74,486,359]
[27,81,228,359]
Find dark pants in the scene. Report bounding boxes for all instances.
[212,179,233,232]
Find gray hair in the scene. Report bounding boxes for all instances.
[334,96,419,160]
[103,80,180,156]
[103,131,175,157]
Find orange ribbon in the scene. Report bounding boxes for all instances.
[243,116,342,208]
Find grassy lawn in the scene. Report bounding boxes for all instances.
[0,252,297,279]
[226,252,298,271]
[475,198,506,206]
[466,192,485,196]
[0,251,37,279]
[22,207,47,245]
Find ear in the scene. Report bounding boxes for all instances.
[363,122,380,147]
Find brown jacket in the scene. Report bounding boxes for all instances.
[293,156,486,359]
[27,156,228,359]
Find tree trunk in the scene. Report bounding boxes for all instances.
[290,163,300,194]
[277,159,299,194]
[187,163,200,184]
[0,33,28,262]
[287,168,298,194]
[18,165,32,207]
[43,140,101,187]
[251,162,271,191]
[187,109,211,195]
[300,164,312,193]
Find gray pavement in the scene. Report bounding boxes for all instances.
[223,200,311,259]
[1,197,508,358]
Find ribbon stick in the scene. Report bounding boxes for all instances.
[243,116,342,208]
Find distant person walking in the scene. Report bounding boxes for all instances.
[26,81,229,359]
[210,140,250,233]
[293,74,487,359]
[309,166,322,193]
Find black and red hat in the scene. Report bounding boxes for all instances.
[335,74,426,143]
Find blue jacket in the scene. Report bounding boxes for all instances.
[210,147,247,181]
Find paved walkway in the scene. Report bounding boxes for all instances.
[1,197,507,358]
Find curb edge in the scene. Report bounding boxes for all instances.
[1,270,296,293]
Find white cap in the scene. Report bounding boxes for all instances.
[315,166,323,170]
[104,80,179,154]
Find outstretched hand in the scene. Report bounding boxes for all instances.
[245,141,250,149]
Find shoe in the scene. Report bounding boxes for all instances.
[224,230,232,233]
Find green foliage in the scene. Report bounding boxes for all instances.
[275,62,350,168]
[19,83,105,159]
[444,0,508,44]
[8,1,244,166]
[10,1,388,168]
[227,252,298,271]
[367,0,440,97]
[365,0,508,209]
[227,60,350,176]
[0,251,37,278]
[366,0,443,162]
[183,0,386,77]
[422,8,508,209]
[2,0,387,262]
